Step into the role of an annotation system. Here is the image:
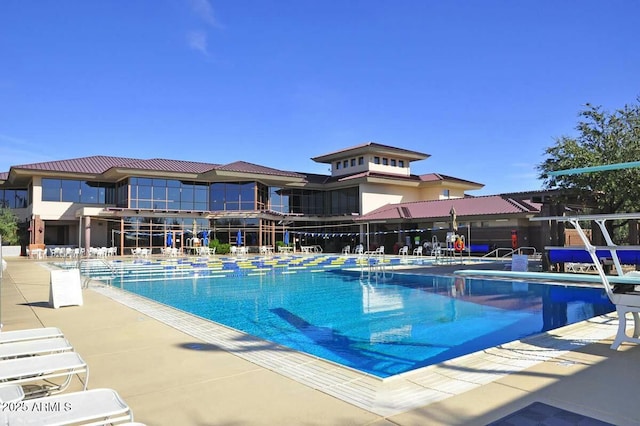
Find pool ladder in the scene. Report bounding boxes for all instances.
[360,254,394,281]
[77,258,119,288]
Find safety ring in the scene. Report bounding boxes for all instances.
[454,238,465,252]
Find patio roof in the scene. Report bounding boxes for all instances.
[358,195,541,221]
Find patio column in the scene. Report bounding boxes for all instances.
[84,216,91,255]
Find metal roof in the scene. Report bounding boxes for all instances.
[214,161,305,178]
[113,158,219,174]
[311,141,429,163]
[11,155,138,174]
[358,195,541,221]
[6,156,304,179]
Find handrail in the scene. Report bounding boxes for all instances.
[360,255,393,281]
[482,246,539,259]
[77,258,118,288]
[482,248,513,258]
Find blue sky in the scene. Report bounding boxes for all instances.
[1,1,638,195]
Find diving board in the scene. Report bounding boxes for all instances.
[547,160,640,176]
[531,212,640,350]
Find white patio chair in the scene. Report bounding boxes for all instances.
[0,388,134,425]
[342,246,350,254]
[0,336,73,360]
[354,244,364,255]
[0,327,64,345]
[398,246,408,256]
[0,351,88,396]
[413,246,423,256]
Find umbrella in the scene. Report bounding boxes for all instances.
[284,230,290,246]
[166,231,173,247]
[449,206,458,232]
[237,229,242,246]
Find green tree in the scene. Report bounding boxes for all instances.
[538,99,640,214]
[537,99,640,242]
[0,207,19,245]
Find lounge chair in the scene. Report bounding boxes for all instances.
[0,351,88,396]
[0,327,64,344]
[0,336,73,359]
[1,388,133,425]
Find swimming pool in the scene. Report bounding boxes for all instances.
[95,264,614,378]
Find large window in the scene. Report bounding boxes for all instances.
[129,178,210,211]
[328,187,359,215]
[0,188,28,208]
[42,179,115,204]
[209,182,256,211]
[267,186,289,213]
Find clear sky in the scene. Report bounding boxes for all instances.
[1,1,638,195]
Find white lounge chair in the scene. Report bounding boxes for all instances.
[0,351,88,396]
[0,336,73,359]
[0,327,64,344]
[1,388,133,425]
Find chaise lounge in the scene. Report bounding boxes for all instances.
[0,387,133,425]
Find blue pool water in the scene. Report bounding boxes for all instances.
[105,267,615,378]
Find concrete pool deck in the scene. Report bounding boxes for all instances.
[2,256,640,425]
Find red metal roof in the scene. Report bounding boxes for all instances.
[312,141,429,163]
[418,173,483,187]
[12,156,137,174]
[359,195,541,221]
[114,158,218,174]
[215,161,305,178]
[8,156,303,178]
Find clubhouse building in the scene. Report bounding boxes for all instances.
[0,142,546,255]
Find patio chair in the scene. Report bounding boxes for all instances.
[0,327,64,345]
[0,351,88,396]
[0,336,73,359]
[354,244,364,255]
[413,246,423,256]
[0,388,134,425]
[398,246,408,256]
[342,246,350,254]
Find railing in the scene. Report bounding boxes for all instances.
[77,258,118,288]
[483,246,540,259]
[360,254,393,281]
